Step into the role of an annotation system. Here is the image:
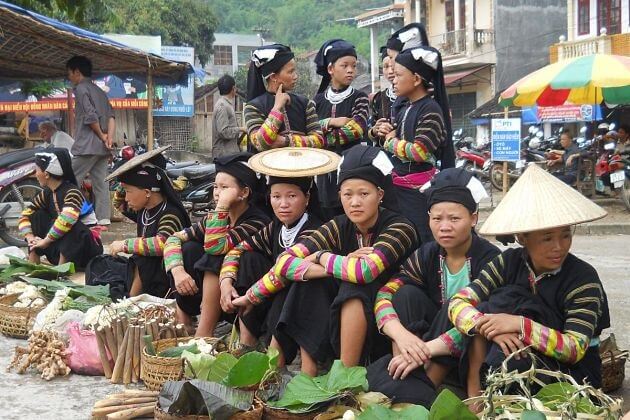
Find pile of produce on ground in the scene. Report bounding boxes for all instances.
[0,281,46,308]
[8,330,70,380]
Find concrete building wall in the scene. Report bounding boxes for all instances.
[494,0,566,91]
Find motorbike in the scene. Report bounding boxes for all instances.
[489,131,547,190]
[455,136,491,179]
[0,148,43,246]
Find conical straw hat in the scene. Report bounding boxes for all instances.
[105,145,171,182]
[479,164,607,235]
[248,147,340,177]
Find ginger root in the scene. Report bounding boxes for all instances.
[7,331,70,380]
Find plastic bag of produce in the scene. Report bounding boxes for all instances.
[66,321,108,376]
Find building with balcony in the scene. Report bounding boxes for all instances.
[550,0,630,62]
[356,0,566,139]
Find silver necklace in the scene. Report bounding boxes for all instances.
[385,86,397,102]
[141,201,166,236]
[278,213,308,249]
[325,86,354,105]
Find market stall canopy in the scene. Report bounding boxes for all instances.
[499,54,630,107]
[0,1,192,83]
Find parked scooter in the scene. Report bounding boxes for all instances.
[0,148,43,246]
[455,136,491,178]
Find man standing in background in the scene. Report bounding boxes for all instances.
[212,75,244,157]
[66,55,115,226]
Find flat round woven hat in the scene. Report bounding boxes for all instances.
[248,147,340,177]
[479,164,607,235]
[105,145,171,182]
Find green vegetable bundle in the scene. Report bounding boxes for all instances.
[0,257,74,281]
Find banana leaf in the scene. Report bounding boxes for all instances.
[18,277,108,302]
[0,257,74,280]
[159,380,254,418]
[428,389,476,420]
[225,351,270,388]
[358,404,429,420]
[269,360,368,413]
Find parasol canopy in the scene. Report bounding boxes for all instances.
[499,54,630,107]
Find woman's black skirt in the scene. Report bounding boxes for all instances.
[127,254,170,298]
[329,279,391,364]
[392,186,432,244]
[30,209,103,268]
[275,277,340,364]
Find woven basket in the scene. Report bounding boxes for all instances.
[0,293,45,338]
[262,405,322,420]
[601,349,628,393]
[154,399,263,420]
[141,337,221,391]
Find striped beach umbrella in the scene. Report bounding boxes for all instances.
[499,54,630,107]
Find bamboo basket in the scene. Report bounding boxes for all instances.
[601,349,628,393]
[140,337,220,391]
[262,405,322,420]
[154,399,262,420]
[0,293,45,338]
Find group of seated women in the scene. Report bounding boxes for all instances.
[19,144,610,408]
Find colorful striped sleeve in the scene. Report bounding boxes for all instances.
[245,104,285,152]
[374,249,427,329]
[288,101,325,148]
[163,219,205,272]
[322,222,416,284]
[383,111,444,163]
[521,281,604,364]
[46,189,83,241]
[374,278,405,330]
[321,95,369,147]
[439,328,465,357]
[122,213,184,257]
[203,210,268,255]
[18,192,46,237]
[246,220,340,303]
[219,223,273,279]
[448,254,506,335]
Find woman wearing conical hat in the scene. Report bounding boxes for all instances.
[448,164,610,400]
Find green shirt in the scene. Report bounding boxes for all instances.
[445,261,470,299]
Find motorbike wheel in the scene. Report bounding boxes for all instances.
[0,179,43,247]
[621,176,630,212]
[490,163,519,191]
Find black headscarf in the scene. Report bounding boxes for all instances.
[390,23,430,51]
[395,46,455,169]
[35,148,77,186]
[337,145,399,212]
[214,152,261,192]
[117,153,191,226]
[425,168,486,214]
[380,46,388,61]
[246,44,295,101]
[314,39,357,93]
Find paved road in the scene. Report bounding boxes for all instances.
[0,235,629,419]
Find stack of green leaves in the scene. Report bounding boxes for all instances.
[269,360,368,414]
[0,257,74,281]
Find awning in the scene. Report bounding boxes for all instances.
[355,4,405,28]
[445,65,490,86]
[0,1,191,83]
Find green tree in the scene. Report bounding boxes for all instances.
[12,0,109,25]
[86,0,218,66]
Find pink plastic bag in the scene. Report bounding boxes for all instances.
[66,321,112,376]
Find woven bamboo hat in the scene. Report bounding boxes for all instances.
[248,147,340,177]
[479,164,607,235]
[105,145,171,182]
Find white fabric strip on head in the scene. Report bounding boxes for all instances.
[372,150,394,176]
[410,48,439,70]
[251,48,279,68]
[36,152,63,176]
[398,27,420,43]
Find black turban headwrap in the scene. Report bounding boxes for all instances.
[35,148,77,186]
[380,46,388,61]
[426,168,477,213]
[395,46,455,169]
[337,145,399,212]
[214,152,260,192]
[117,152,191,226]
[246,44,295,101]
[314,39,357,93]
[389,23,429,52]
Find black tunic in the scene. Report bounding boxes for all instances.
[22,182,102,268]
